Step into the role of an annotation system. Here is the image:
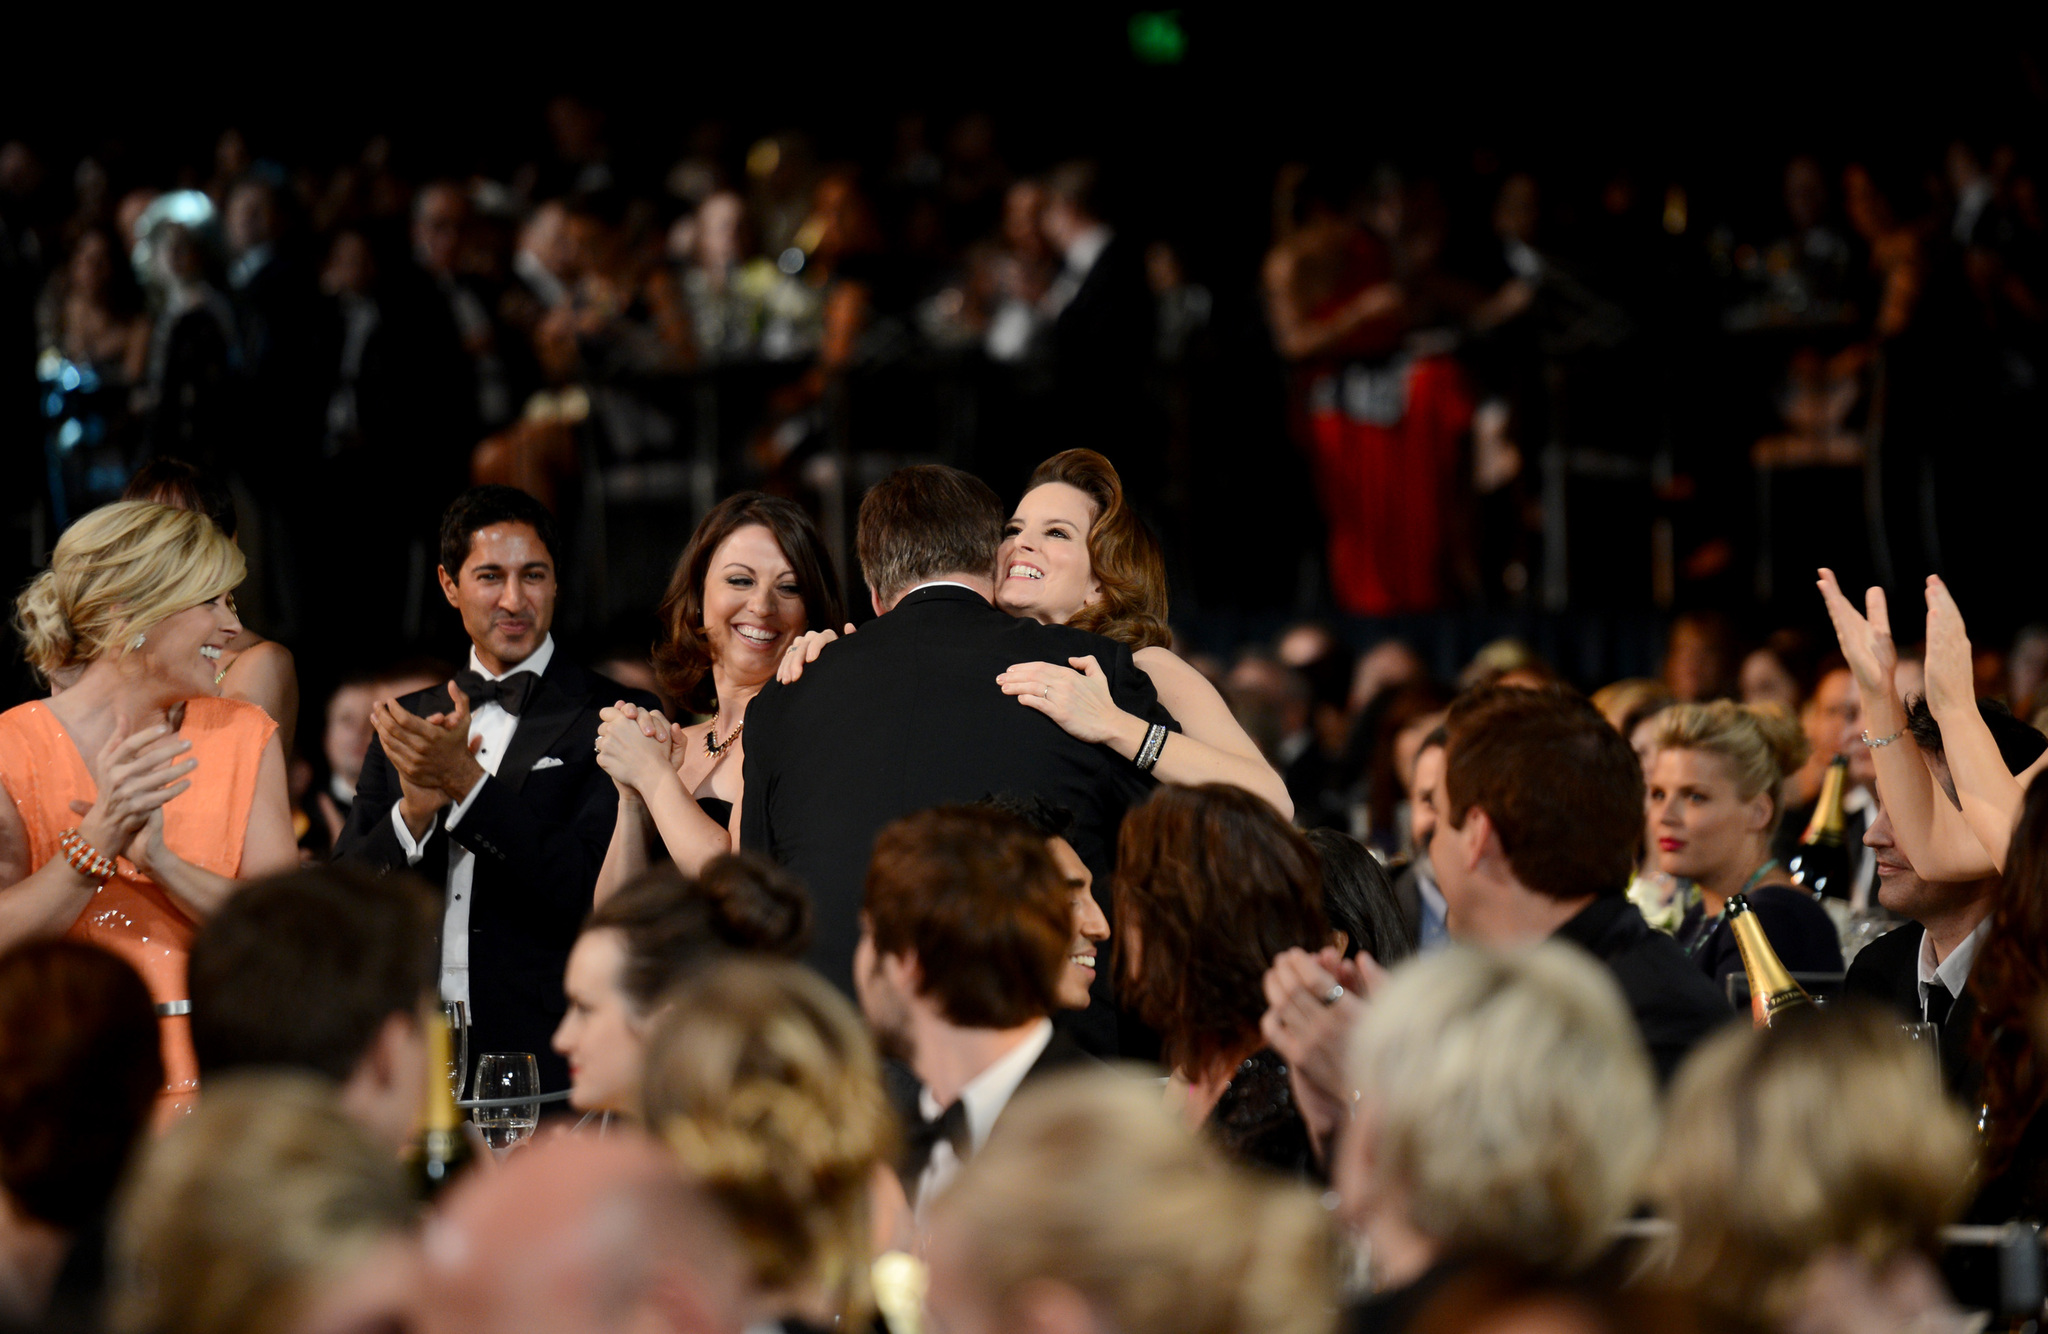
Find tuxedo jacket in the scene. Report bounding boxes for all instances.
[1843,920,1983,1103]
[741,586,1176,993]
[336,655,655,1093]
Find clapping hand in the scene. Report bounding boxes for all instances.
[1923,576,1975,722]
[374,684,484,834]
[71,716,196,872]
[996,656,1128,747]
[775,624,854,685]
[1259,945,1386,1160]
[1816,568,1898,703]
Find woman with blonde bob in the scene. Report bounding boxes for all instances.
[1336,944,1658,1318]
[0,501,296,1114]
[1646,1004,1977,1332]
[925,1068,1336,1334]
[640,956,902,1329]
[1648,701,1842,986]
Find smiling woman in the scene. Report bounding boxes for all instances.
[593,493,844,897]
[0,501,298,1117]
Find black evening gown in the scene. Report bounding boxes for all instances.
[1205,1047,1324,1182]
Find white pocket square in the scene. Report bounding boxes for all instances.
[529,756,565,771]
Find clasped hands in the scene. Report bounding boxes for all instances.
[67,712,197,878]
[595,701,685,798]
[1260,945,1387,1162]
[373,683,486,837]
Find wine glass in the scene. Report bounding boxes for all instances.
[1899,1021,1941,1085]
[472,1052,540,1156]
[442,1000,470,1099]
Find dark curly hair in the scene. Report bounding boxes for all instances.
[1022,450,1170,651]
[653,492,844,714]
[583,854,812,1014]
[1114,784,1328,1077]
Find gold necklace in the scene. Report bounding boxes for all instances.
[704,704,743,758]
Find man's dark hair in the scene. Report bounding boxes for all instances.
[438,485,561,579]
[1904,695,2048,777]
[864,806,1069,1029]
[1442,686,1644,901]
[1304,827,1412,966]
[189,865,438,1083]
[583,855,811,1013]
[854,465,1004,604]
[975,791,1076,843]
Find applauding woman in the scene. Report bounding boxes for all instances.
[782,450,1290,817]
[0,501,296,1113]
[594,494,843,897]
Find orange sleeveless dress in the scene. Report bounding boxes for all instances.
[0,696,276,1119]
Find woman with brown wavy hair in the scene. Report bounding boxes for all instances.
[1115,783,1329,1178]
[593,492,842,898]
[1966,776,2048,1225]
[779,450,1290,816]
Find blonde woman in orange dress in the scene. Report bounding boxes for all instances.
[0,501,296,1116]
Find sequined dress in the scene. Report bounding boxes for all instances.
[0,697,276,1117]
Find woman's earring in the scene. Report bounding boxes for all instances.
[129,633,147,651]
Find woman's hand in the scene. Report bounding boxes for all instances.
[996,656,1135,748]
[1816,568,1898,703]
[594,708,679,796]
[75,720,196,865]
[1924,576,1975,721]
[775,624,854,685]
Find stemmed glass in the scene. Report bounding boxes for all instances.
[442,1001,470,1100]
[472,1052,540,1157]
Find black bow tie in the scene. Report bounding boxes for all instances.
[454,669,539,717]
[901,1098,971,1185]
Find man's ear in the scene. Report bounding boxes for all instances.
[881,948,922,997]
[871,586,889,617]
[438,564,461,610]
[1461,806,1497,874]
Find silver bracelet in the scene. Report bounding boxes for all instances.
[1864,727,1905,748]
[1134,723,1169,773]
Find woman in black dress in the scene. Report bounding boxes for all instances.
[1114,783,1330,1179]
[593,493,842,900]
[1647,701,1843,988]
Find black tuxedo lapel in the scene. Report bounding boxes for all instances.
[1021,1028,1098,1085]
[495,659,586,794]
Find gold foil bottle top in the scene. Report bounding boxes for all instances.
[1800,754,1849,848]
[1725,893,1813,1028]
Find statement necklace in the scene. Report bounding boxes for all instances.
[704,705,744,759]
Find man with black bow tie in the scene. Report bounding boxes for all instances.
[337,486,656,1095]
[854,806,1096,1226]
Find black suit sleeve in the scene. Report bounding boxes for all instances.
[335,733,433,873]
[442,745,620,942]
[738,683,779,859]
[1100,640,1177,732]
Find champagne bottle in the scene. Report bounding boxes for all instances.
[412,1009,474,1199]
[1725,893,1814,1027]
[1787,754,1851,901]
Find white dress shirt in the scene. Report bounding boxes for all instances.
[1917,914,1992,1022]
[1040,224,1112,321]
[391,635,556,1015]
[911,1018,1053,1217]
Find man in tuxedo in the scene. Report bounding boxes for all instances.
[337,486,656,1094]
[1844,697,2046,1100]
[740,464,1175,995]
[854,807,1097,1219]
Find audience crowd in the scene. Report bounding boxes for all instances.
[2,101,2048,1334]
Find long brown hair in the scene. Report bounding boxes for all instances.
[1114,784,1327,1077]
[1024,450,1170,650]
[654,493,843,714]
[1971,779,2048,1175]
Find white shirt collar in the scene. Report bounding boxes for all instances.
[1064,225,1111,279]
[918,1018,1053,1151]
[469,633,554,683]
[902,580,984,599]
[1918,913,1993,1001]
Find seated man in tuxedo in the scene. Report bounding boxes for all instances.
[337,485,657,1095]
[188,864,438,1152]
[854,806,1096,1220]
[1845,697,2046,1100]
[741,464,1174,996]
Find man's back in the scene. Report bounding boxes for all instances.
[742,586,1171,991]
[1554,895,1734,1083]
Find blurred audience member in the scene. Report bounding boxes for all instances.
[1117,784,1329,1177]
[1739,628,1822,712]
[1457,638,1555,693]
[927,1070,1334,1334]
[1966,776,2048,1226]
[1225,651,1337,827]
[854,806,1092,1215]
[643,957,900,1327]
[312,660,447,846]
[108,1073,418,1334]
[1305,826,1412,964]
[1776,660,1877,873]
[1390,726,1451,951]
[416,1132,751,1334]
[0,941,160,1330]
[1649,702,1842,986]
[186,864,438,1151]
[1357,681,1453,858]
[1662,611,1740,703]
[555,855,808,1117]
[1647,1005,1974,1334]
[1590,678,1674,772]
[1336,945,1657,1330]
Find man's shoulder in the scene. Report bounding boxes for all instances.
[1844,920,1923,993]
[1563,898,1729,1015]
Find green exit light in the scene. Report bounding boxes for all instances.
[1129,10,1187,64]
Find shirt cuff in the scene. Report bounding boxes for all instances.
[443,772,490,830]
[390,802,435,864]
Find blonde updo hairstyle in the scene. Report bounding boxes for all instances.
[640,957,895,1326]
[14,500,244,686]
[931,1069,1337,1334]
[1653,700,1809,820]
